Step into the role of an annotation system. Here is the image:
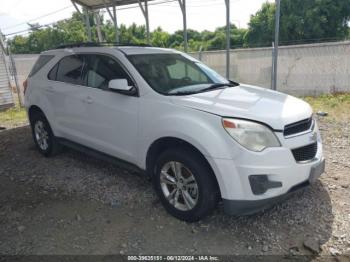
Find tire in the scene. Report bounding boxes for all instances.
[30,112,62,157]
[153,147,219,222]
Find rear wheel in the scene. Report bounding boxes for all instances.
[30,112,61,156]
[153,147,219,222]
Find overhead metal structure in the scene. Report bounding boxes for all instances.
[138,0,150,44]
[225,0,230,79]
[272,0,281,90]
[70,0,264,81]
[177,0,188,53]
[71,0,157,45]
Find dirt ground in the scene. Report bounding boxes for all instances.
[0,116,349,259]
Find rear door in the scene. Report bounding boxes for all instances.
[47,54,93,145]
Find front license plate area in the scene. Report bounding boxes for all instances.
[309,159,325,183]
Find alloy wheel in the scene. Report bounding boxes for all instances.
[34,120,49,151]
[160,161,199,211]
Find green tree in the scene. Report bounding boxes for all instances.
[151,27,170,47]
[9,35,29,54]
[207,31,226,50]
[106,23,147,44]
[243,2,276,47]
[279,0,350,43]
[54,12,88,43]
[169,30,186,49]
[214,24,247,49]
[244,0,350,47]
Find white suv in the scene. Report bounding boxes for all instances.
[24,44,325,222]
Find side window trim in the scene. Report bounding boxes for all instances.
[47,61,59,81]
[84,54,136,86]
[29,55,55,77]
[79,55,86,85]
[47,52,139,97]
[47,54,85,86]
[79,52,139,96]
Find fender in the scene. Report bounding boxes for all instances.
[137,101,241,169]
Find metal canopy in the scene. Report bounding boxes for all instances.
[73,0,155,10]
[72,0,156,45]
[71,0,233,79]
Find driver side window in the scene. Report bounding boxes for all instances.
[82,54,133,89]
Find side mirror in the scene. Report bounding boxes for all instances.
[108,79,137,95]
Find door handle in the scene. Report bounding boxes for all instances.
[45,86,55,93]
[84,96,93,104]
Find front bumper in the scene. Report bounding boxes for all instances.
[223,181,308,216]
[223,157,325,215]
[205,122,325,215]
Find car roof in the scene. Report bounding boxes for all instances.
[117,46,178,55]
[42,46,178,56]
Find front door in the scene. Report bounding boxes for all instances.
[76,54,139,163]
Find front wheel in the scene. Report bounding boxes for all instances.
[153,148,219,222]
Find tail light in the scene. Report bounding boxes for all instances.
[23,79,28,94]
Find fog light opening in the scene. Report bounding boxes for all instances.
[249,175,282,195]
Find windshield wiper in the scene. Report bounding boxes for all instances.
[170,91,197,96]
[198,83,235,93]
[169,82,239,96]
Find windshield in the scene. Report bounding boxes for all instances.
[127,53,231,95]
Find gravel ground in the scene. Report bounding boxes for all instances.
[0,116,349,258]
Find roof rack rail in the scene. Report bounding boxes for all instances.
[54,42,153,49]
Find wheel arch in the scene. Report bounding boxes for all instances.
[28,105,45,124]
[145,136,221,196]
[28,105,56,135]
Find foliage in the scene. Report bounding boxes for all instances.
[0,106,27,125]
[243,2,276,47]
[9,12,87,53]
[244,0,350,47]
[151,27,170,47]
[303,93,350,121]
[6,0,350,54]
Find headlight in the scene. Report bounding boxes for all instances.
[222,118,281,152]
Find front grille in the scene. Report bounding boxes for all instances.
[291,142,317,162]
[284,118,313,137]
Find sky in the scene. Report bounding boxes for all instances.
[0,0,272,38]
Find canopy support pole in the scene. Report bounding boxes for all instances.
[112,6,119,43]
[272,0,281,90]
[145,1,150,44]
[103,0,114,19]
[71,1,82,14]
[225,0,230,79]
[103,0,119,43]
[178,0,188,52]
[95,12,103,42]
[84,8,92,42]
[138,0,150,44]
[72,1,95,42]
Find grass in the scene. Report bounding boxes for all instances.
[0,106,28,127]
[303,93,350,122]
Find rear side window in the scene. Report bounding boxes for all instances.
[56,55,84,85]
[29,55,54,77]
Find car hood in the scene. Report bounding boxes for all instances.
[170,84,312,130]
